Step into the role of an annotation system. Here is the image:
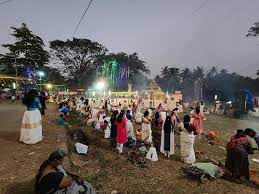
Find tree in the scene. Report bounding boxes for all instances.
[0,23,49,75]
[247,22,259,37]
[192,67,205,80]
[50,38,108,86]
[207,66,218,78]
[159,66,181,92]
[181,68,192,81]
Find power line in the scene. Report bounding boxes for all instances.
[193,0,209,14]
[73,0,94,36]
[0,0,13,7]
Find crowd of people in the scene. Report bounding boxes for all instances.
[18,89,259,193]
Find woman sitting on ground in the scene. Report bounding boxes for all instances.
[35,150,95,194]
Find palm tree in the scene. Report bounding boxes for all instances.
[181,68,192,81]
[207,66,218,77]
[193,67,205,80]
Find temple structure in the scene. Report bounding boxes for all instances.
[141,80,183,111]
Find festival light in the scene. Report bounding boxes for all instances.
[37,71,45,77]
[12,82,16,89]
[46,84,53,89]
[95,80,105,90]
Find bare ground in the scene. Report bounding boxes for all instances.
[0,102,259,193]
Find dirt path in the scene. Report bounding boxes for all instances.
[0,102,67,194]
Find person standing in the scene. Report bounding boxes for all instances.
[142,111,152,144]
[20,89,43,144]
[160,115,175,158]
[110,111,118,149]
[191,107,204,136]
[171,108,179,126]
[116,110,127,154]
[39,91,47,116]
[179,115,198,164]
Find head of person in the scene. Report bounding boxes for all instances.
[144,110,149,117]
[104,120,108,127]
[48,149,66,167]
[35,150,66,191]
[195,107,200,114]
[245,128,256,138]
[22,89,38,106]
[116,110,125,122]
[183,115,191,123]
[235,129,246,138]
[112,110,118,118]
[171,108,178,115]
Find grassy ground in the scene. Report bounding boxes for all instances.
[0,103,259,193]
[65,111,259,193]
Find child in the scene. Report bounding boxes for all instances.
[57,114,65,125]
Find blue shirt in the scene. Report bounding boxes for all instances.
[27,97,42,111]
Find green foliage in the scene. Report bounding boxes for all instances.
[0,23,49,75]
[49,38,108,86]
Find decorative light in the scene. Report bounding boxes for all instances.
[12,82,16,89]
[46,84,53,89]
[95,80,105,90]
[37,71,45,77]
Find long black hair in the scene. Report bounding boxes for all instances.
[164,116,173,133]
[22,89,38,107]
[116,110,125,122]
[183,115,191,130]
[144,110,149,117]
[35,150,66,192]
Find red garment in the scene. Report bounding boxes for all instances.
[116,117,127,144]
[171,115,177,126]
[228,136,248,149]
[191,112,204,134]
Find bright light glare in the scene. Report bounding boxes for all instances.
[46,84,52,89]
[96,81,105,90]
[12,82,16,89]
[38,71,45,77]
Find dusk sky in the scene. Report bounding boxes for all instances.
[1,0,259,77]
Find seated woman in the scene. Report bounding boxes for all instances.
[35,150,95,194]
[225,129,254,180]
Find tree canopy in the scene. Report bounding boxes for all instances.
[50,38,108,86]
[155,66,259,102]
[0,23,49,75]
